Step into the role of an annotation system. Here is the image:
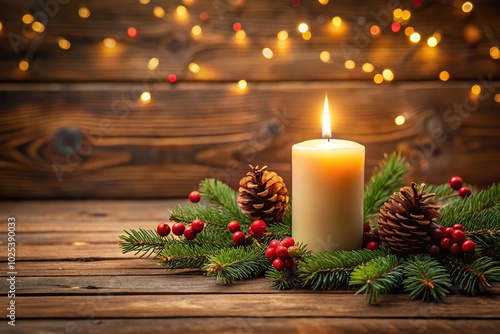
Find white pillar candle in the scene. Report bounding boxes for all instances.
[292,97,365,253]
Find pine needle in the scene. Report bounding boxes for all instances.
[266,267,301,290]
[403,255,452,302]
[445,255,500,296]
[119,228,167,258]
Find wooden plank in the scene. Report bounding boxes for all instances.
[0,0,499,81]
[7,294,500,318]
[5,318,500,334]
[0,243,130,260]
[5,275,499,295]
[1,82,499,199]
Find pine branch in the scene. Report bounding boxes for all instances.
[158,242,216,270]
[169,204,235,230]
[299,247,390,290]
[470,232,500,260]
[266,267,301,290]
[349,254,403,304]
[438,183,500,231]
[402,255,452,302]
[199,178,250,223]
[119,229,167,258]
[265,221,292,241]
[202,246,269,284]
[363,152,409,224]
[445,255,500,296]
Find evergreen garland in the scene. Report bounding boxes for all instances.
[119,151,500,304]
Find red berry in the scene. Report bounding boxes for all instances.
[449,176,463,190]
[366,241,379,251]
[171,223,185,236]
[268,239,281,249]
[183,226,196,240]
[363,223,371,232]
[427,244,440,256]
[227,220,241,233]
[156,223,171,237]
[443,227,454,238]
[265,247,277,260]
[275,245,289,259]
[287,245,301,258]
[450,242,462,255]
[188,190,201,203]
[451,229,466,243]
[436,224,445,231]
[247,227,258,238]
[250,220,267,235]
[191,219,204,233]
[280,237,295,248]
[432,228,444,240]
[372,228,379,236]
[232,231,246,245]
[461,240,476,254]
[440,237,452,249]
[452,224,463,230]
[284,258,295,269]
[272,257,285,271]
[459,187,471,198]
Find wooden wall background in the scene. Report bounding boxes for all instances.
[0,0,499,199]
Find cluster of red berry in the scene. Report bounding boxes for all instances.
[449,176,471,198]
[157,219,205,240]
[265,237,300,271]
[227,219,268,245]
[427,223,476,256]
[363,224,380,251]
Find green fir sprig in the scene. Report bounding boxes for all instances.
[445,255,500,296]
[363,152,408,224]
[266,267,302,290]
[402,255,452,302]
[119,228,166,258]
[349,254,403,304]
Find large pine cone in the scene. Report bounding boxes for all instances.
[378,182,441,255]
[238,165,288,223]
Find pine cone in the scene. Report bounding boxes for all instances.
[378,182,441,255]
[238,165,288,223]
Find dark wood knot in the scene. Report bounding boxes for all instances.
[53,127,82,155]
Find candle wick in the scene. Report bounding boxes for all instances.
[326,135,330,142]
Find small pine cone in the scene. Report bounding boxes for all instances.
[378,182,441,255]
[238,165,288,224]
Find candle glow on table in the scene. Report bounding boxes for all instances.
[292,96,365,253]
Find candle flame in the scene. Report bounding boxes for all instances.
[322,95,332,139]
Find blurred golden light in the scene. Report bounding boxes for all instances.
[494,93,500,103]
[471,84,481,95]
[191,25,202,36]
[433,32,442,43]
[319,51,330,63]
[302,31,312,40]
[462,1,473,13]
[103,38,116,48]
[188,62,200,73]
[490,46,500,60]
[140,91,151,103]
[153,7,165,18]
[22,14,34,24]
[298,23,309,33]
[409,32,421,43]
[370,25,381,36]
[362,63,374,73]
[427,36,438,47]
[439,71,450,81]
[235,30,246,40]
[332,16,342,27]
[277,30,288,41]
[0,21,2,32]
[393,8,402,19]
[395,115,406,126]
[176,5,187,16]
[32,21,45,33]
[147,57,159,70]
[262,48,274,59]
[238,80,247,90]
[19,60,29,71]
[382,69,394,81]
[183,0,194,4]
[401,10,411,20]
[344,60,355,69]
[78,7,90,18]
[404,26,414,36]
[139,0,150,4]
[374,74,384,84]
[58,38,71,50]
[318,0,329,4]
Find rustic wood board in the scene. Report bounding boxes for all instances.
[1,82,499,199]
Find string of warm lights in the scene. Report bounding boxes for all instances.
[2,0,498,114]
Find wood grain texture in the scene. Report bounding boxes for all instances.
[6,318,500,334]
[0,0,498,81]
[1,82,499,199]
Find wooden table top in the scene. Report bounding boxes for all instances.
[1,200,499,333]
